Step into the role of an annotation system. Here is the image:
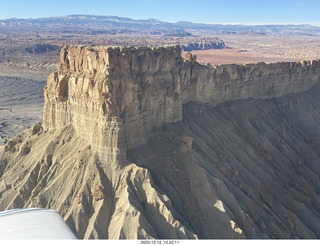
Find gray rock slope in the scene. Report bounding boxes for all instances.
[0,84,320,238]
[128,84,320,238]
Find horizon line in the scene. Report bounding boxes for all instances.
[1,14,320,27]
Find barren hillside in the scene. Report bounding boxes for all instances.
[1,85,320,238]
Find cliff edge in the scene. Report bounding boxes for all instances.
[43,45,320,162]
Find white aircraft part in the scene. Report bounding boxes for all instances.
[0,208,76,239]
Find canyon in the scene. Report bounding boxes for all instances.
[0,45,320,239]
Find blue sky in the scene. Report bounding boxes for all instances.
[1,0,320,25]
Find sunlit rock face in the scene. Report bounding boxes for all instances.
[43,45,320,163]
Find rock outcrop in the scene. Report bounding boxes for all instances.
[1,45,320,239]
[43,45,320,162]
[181,40,226,51]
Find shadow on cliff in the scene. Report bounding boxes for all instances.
[127,125,245,238]
[127,84,320,238]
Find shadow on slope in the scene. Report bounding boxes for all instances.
[1,84,320,239]
[128,84,320,238]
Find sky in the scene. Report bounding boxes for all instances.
[1,0,320,25]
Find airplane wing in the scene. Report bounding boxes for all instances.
[0,208,76,239]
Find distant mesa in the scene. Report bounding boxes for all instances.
[181,39,226,51]
[161,30,193,37]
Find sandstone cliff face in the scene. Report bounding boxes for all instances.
[44,45,183,162]
[43,45,320,163]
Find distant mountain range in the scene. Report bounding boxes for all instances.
[1,14,320,36]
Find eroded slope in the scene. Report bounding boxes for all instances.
[1,84,320,238]
[0,124,197,239]
[128,84,320,238]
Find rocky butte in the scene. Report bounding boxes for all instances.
[1,45,320,239]
[44,45,320,162]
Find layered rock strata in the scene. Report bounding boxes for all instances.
[43,45,320,163]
